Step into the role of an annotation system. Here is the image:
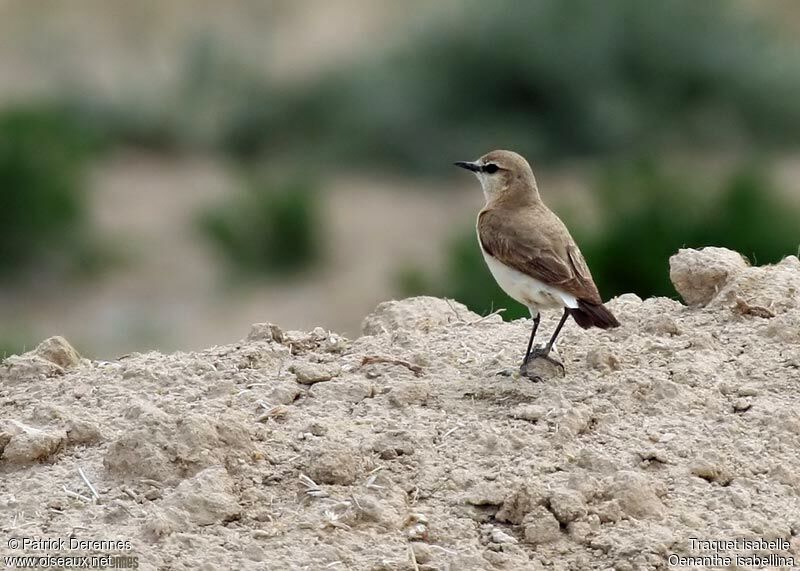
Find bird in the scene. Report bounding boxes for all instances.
[454,150,619,377]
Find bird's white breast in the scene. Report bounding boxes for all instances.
[480,248,578,312]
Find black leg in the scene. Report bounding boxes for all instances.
[543,308,570,353]
[523,314,540,364]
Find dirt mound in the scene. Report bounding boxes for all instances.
[1,248,799,570]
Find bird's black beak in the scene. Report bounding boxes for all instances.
[454,161,481,173]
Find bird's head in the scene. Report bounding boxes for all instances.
[454,150,538,203]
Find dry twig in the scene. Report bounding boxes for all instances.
[78,467,100,501]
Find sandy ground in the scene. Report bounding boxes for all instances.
[1,247,799,570]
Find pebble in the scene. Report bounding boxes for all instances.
[490,528,519,544]
[548,490,587,524]
[247,323,284,343]
[35,336,83,369]
[291,362,341,384]
[522,506,561,545]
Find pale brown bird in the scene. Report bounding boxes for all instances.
[455,150,619,376]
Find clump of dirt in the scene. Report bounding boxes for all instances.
[1,248,800,570]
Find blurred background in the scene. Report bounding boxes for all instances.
[1,0,799,359]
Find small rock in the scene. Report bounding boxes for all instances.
[142,466,240,536]
[608,471,665,519]
[372,433,415,460]
[669,247,748,306]
[1,420,66,463]
[104,430,174,483]
[352,494,401,527]
[267,384,301,405]
[243,544,266,562]
[496,484,546,525]
[361,297,478,335]
[490,528,519,544]
[321,333,348,353]
[407,523,428,541]
[65,419,104,445]
[727,486,751,509]
[247,323,284,343]
[691,461,733,486]
[586,347,621,372]
[556,405,593,439]
[307,445,361,485]
[763,312,800,344]
[733,398,752,413]
[737,386,759,397]
[576,448,617,473]
[306,422,328,437]
[309,379,372,403]
[638,448,669,466]
[465,483,507,507]
[256,405,289,423]
[642,315,681,336]
[411,542,432,564]
[71,383,93,400]
[0,354,64,382]
[35,336,83,369]
[710,258,800,315]
[291,362,341,385]
[509,404,547,423]
[568,520,593,543]
[548,490,587,524]
[166,465,240,525]
[522,506,561,545]
[591,500,624,523]
[387,382,430,407]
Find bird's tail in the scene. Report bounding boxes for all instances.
[569,300,620,330]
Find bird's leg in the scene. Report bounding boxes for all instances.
[521,313,540,366]
[541,308,569,355]
[523,309,569,375]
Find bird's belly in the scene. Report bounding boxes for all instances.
[481,251,576,310]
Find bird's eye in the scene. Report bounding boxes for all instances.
[483,163,499,174]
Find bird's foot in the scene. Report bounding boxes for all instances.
[519,346,565,381]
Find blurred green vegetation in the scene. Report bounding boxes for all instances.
[400,164,800,315]
[54,1,800,174]
[0,106,103,277]
[577,163,800,298]
[216,0,800,172]
[0,334,30,362]
[198,175,323,277]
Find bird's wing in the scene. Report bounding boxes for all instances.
[478,209,603,304]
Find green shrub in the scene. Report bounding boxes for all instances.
[199,176,323,276]
[401,163,800,315]
[0,106,96,276]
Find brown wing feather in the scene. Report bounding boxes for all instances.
[478,209,602,304]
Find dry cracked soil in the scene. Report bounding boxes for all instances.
[1,247,800,570]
